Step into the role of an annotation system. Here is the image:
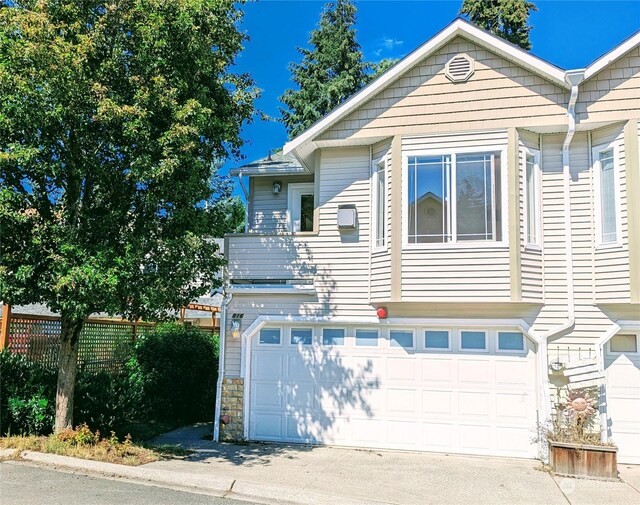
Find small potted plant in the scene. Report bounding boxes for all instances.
[544,387,618,480]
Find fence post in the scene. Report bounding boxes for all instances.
[1,304,11,350]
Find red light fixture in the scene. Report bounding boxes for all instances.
[376,306,388,319]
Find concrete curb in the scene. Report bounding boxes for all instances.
[18,451,383,505]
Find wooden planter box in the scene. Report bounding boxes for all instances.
[549,441,618,480]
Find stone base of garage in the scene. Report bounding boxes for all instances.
[219,378,244,442]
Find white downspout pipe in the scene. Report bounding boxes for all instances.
[213,292,232,442]
[530,69,585,462]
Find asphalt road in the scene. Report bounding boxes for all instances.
[0,462,259,505]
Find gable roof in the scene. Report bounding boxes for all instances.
[283,18,640,160]
[283,18,569,157]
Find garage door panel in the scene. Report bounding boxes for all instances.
[422,422,456,449]
[286,382,317,411]
[422,390,454,416]
[251,413,283,439]
[387,420,418,446]
[287,353,317,381]
[421,358,455,383]
[496,392,532,419]
[495,426,534,453]
[351,418,383,444]
[459,424,492,450]
[252,382,283,409]
[254,353,284,380]
[387,357,417,382]
[458,359,490,385]
[495,360,530,386]
[387,388,419,416]
[458,391,491,418]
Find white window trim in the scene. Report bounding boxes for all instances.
[496,331,527,354]
[523,148,542,248]
[371,156,388,253]
[257,326,283,346]
[607,333,639,355]
[593,142,621,249]
[423,328,452,352]
[388,328,416,351]
[458,329,489,353]
[321,327,347,347]
[289,326,314,346]
[287,182,315,233]
[402,145,509,249]
[354,327,381,348]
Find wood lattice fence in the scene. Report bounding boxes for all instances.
[1,311,219,373]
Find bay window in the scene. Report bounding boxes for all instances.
[406,150,503,244]
[595,146,618,244]
[373,159,387,249]
[525,151,540,245]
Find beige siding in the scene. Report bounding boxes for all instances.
[592,124,631,302]
[518,130,544,302]
[319,36,569,141]
[370,139,392,301]
[578,47,640,123]
[400,130,512,301]
[249,176,314,233]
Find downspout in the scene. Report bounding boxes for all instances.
[530,69,585,462]
[213,292,232,442]
[237,171,250,233]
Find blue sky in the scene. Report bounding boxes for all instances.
[223,0,640,194]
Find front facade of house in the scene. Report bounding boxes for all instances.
[215,20,640,464]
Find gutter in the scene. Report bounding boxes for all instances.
[213,292,232,442]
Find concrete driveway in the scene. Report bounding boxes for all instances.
[148,424,640,505]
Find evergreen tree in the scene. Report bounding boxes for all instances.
[280,0,368,138]
[460,0,538,50]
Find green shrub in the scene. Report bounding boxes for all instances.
[0,351,57,435]
[133,323,218,424]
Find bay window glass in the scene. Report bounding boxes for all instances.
[599,149,617,243]
[525,153,539,245]
[407,151,502,244]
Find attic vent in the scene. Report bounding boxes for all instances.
[445,54,474,83]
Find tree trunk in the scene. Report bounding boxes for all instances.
[54,316,84,433]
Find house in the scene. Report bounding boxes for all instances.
[215,18,640,464]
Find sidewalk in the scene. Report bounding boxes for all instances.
[11,424,640,505]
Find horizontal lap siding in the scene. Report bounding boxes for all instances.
[578,48,640,123]
[371,139,392,301]
[400,130,511,301]
[519,130,544,302]
[592,125,631,302]
[250,176,314,233]
[319,37,568,141]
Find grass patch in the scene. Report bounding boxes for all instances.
[0,424,159,466]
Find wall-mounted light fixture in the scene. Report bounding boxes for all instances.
[230,313,244,338]
[272,181,282,194]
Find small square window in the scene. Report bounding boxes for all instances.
[355,329,378,347]
[291,328,313,345]
[498,332,525,351]
[322,328,345,346]
[461,331,486,350]
[610,334,638,353]
[425,330,449,349]
[259,328,281,345]
[390,330,413,349]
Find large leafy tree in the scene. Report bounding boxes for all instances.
[280,0,369,138]
[0,0,256,431]
[460,0,538,50]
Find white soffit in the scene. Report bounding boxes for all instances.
[283,18,569,156]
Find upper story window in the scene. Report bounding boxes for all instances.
[373,159,387,249]
[288,183,314,232]
[525,150,541,246]
[406,150,503,245]
[594,145,619,245]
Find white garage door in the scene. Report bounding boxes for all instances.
[248,326,538,458]
[605,333,640,464]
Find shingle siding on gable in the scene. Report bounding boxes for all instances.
[578,47,640,123]
[318,37,569,141]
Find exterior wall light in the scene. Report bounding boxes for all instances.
[272,181,282,194]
